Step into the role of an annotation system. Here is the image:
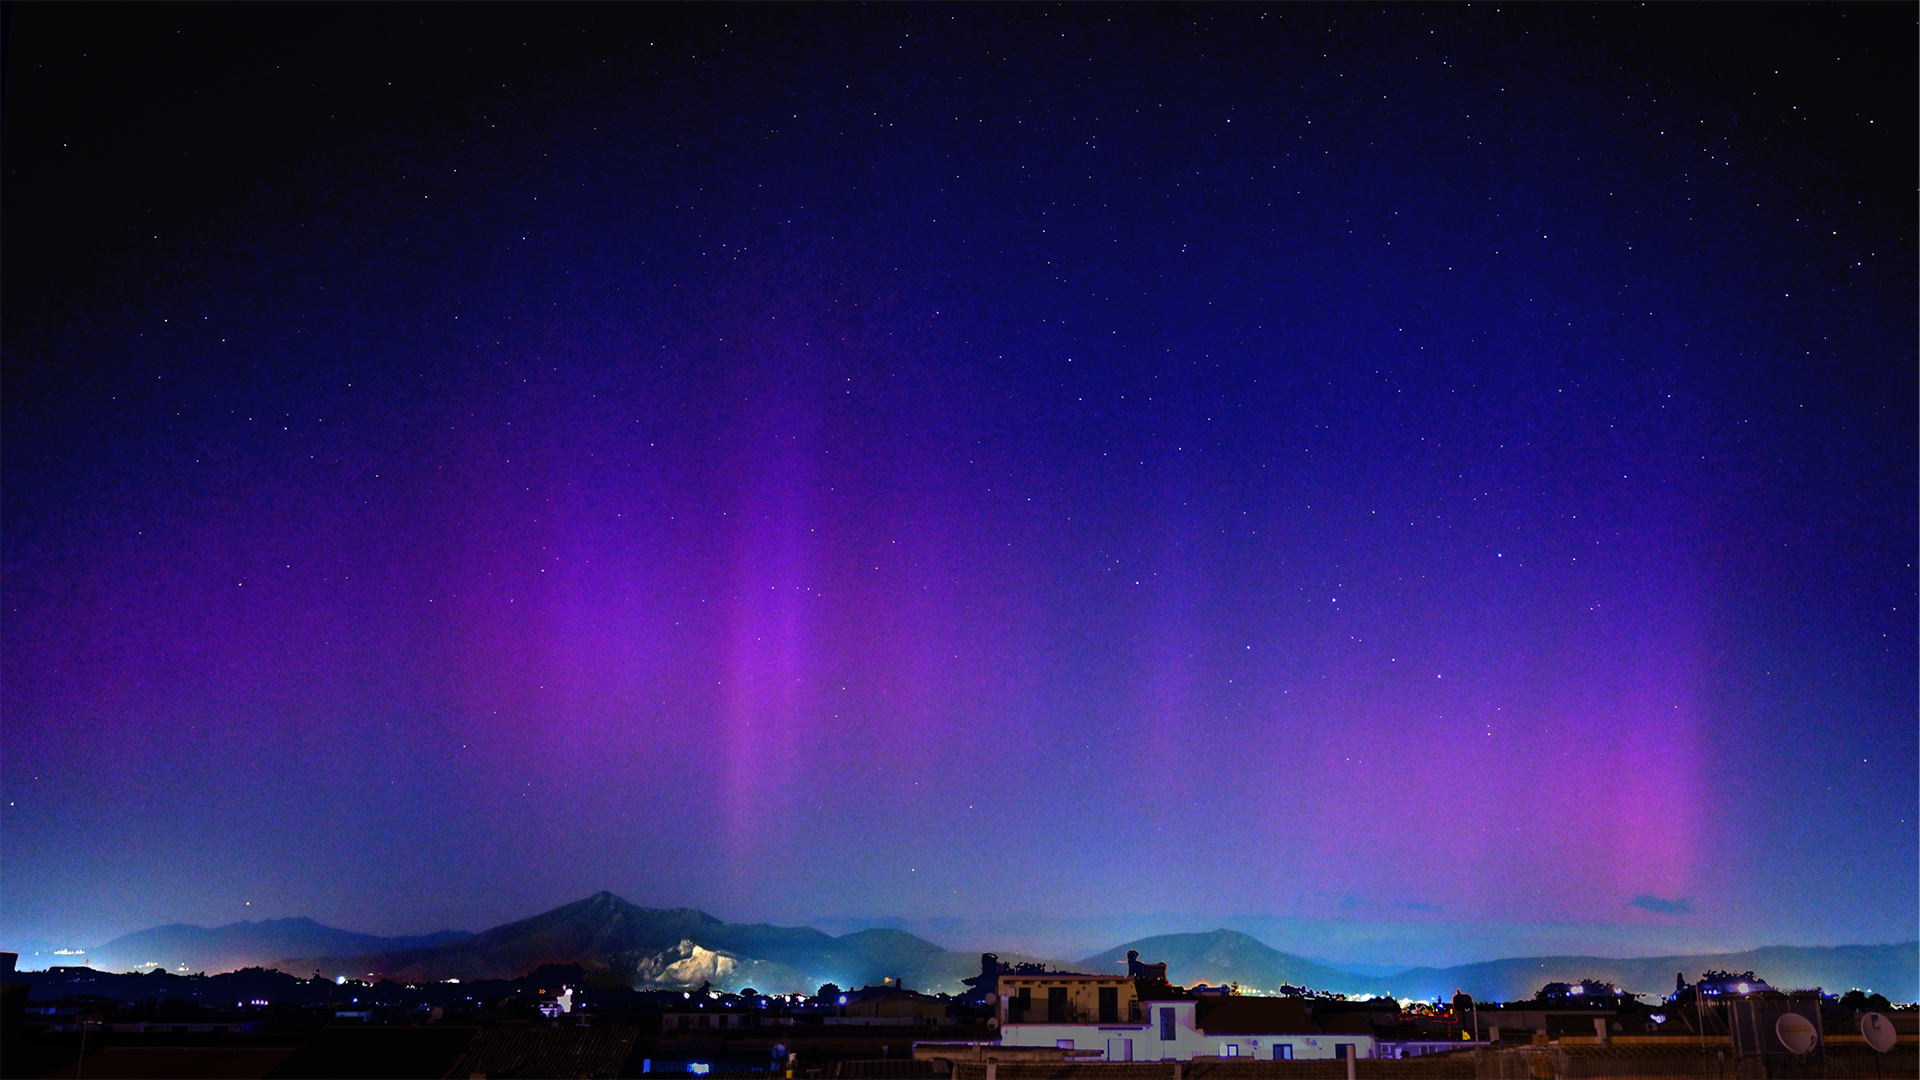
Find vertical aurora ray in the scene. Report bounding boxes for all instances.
[0,4,1909,956]
[719,396,820,870]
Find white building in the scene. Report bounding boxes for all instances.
[997,995,1374,1062]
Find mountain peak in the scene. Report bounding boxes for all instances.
[550,892,723,924]
[1078,930,1354,992]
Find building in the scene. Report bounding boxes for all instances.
[996,972,1140,1026]
[827,983,949,1026]
[1369,1021,1466,1059]
[996,988,1375,1062]
[1189,997,1374,1062]
[994,971,1147,1061]
[660,997,793,1031]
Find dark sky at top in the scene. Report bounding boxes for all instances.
[4,5,1913,966]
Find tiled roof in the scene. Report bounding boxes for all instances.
[266,1026,480,1079]
[444,1022,640,1080]
[1194,997,1320,1036]
[951,1064,1478,1080]
[822,1060,947,1078]
[1319,1012,1374,1035]
[59,1046,297,1080]
[1371,1022,1453,1041]
[952,1067,1185,1080]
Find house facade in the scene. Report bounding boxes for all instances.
[996,992,1376,1062]
[996,973,1141,1026]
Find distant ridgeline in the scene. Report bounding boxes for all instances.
[74,894,1030,996]
[40,893,1920,1001]
[12,962,597,1008]
[85,917,472,977]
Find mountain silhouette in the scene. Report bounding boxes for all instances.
[292,892,727,984]
[1078,930,1365,994]
[1385,942,1920,1002]
[74,896,1919,1001]
[281,892,1007,992]
[89,916,470,975]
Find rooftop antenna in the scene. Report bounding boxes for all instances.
[1860,1011,1896,1080]
[1775,1011,1817,1055]
[1694,973,1706,1051]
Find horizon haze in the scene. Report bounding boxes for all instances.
[20,891,1919,1005]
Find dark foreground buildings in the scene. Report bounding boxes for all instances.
[1,952,1913,1078]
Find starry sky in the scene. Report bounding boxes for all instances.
[4,5,1913,967]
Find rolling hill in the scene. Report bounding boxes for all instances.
[1078,930,1374,996]
[1389,942,1920,1003]
[87,917,470,975]
[1079,934,1918,1002]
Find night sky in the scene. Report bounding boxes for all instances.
[4,5,1913,968]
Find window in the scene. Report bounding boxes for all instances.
[1099,986,1119,1023]
[1048,986,1068,1023]
[1056,1039,1074,1050]
[1224,1043,1239,1057]
[1275,1044,1293,1060]
[1015,986,1031,1023]
[1160,1007,1176,1041]
[1336,1043,1353,1060]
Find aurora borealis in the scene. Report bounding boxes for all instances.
[3,5,1912,967]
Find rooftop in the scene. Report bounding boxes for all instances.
[1195,997,1320,1036]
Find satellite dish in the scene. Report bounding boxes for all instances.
[1774,1012,1817,1055]
[1859,1012,1896,1054]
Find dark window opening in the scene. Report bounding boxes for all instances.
[1099,986,1119,1023]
